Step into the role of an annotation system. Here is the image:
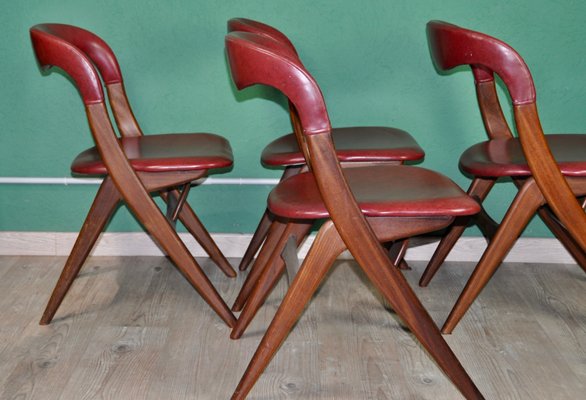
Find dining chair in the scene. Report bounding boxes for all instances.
[227,18,426,330]
[225,31,484,399]
[227,17,422,336]
[423,21,586,334]
[419,21,586,288]
[227,18,425,275]
[30,24,236,328]
[35,23,237,279]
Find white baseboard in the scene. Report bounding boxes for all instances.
[0,231,576,264]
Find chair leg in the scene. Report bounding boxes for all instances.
[237,165,304,272]
[341,225,484,399]
[40,177,120,325]
[388,239,410,270]
[473,207,500,240]
[419,217,469,286]
[232,219,288,312]
[161,190,237,278]
[122,183,236,328]
[514,179,586,271]
[537,206,586,272]
[237,209,273,272]
[442,180,543,334]
[419,178,496,287]
[231,221,312,339]
[231,221,344,400]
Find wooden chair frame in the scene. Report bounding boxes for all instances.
[419,57,586,287]
[227,18,418,275]
[422,21,586,334]
[30,24,236,328]
[226,31,484,400]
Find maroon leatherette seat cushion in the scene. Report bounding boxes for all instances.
[261,126,424,166]
[268,165,481,219]
[71,133,233,175]
[460,134,586,177]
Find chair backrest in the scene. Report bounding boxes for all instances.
[30,25,144,186]
[227,19,313,156]
[31,25,106,105]
[225,30,394,264]
[31,24,123,84]
[31,24,142,137]
[427,20,586,250]
[227,18,298,56]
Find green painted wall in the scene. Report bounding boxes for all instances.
[1,0,584,235]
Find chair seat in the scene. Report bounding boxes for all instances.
[460,134,586,177]
[268,165,481,219]
[71,133,233,175]
[261,126,425,166]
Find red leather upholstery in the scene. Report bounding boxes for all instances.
[226,32,331,136]
[228,18,297,55]
[460,134,586,177]
[30,27,104,105]
[268,165,481,219]
[261,126,424,166]
[32,24,122,84]
[228,18,424,167]
[31,23,235,177]
[427,20,535,105]
[71,133,233,175]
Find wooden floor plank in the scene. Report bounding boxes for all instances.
[0,256,584,399]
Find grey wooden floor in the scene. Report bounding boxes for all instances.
[0,255,584,399]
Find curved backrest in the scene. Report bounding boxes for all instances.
[427,20,586,251]
[428,21,515,140]
[30,25,105,105]
[226,31,329,136]
[227,19,306,154]
[30,24,144,185]
[31,24,142,137]
[31,24,123,85]
[427,20,535,106]
[227,18,298,56]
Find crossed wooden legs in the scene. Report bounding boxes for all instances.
[232,220,483,400]
[535,203,586,273]
[441,178,586,333]
[231,220,312,339]
[419,178,495,287]
[233,213,454,340]
[441,179,543,333]
[237,166,303,272]
[40,176,236,328]
[420,177,586,287]
[161,189,237,277]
